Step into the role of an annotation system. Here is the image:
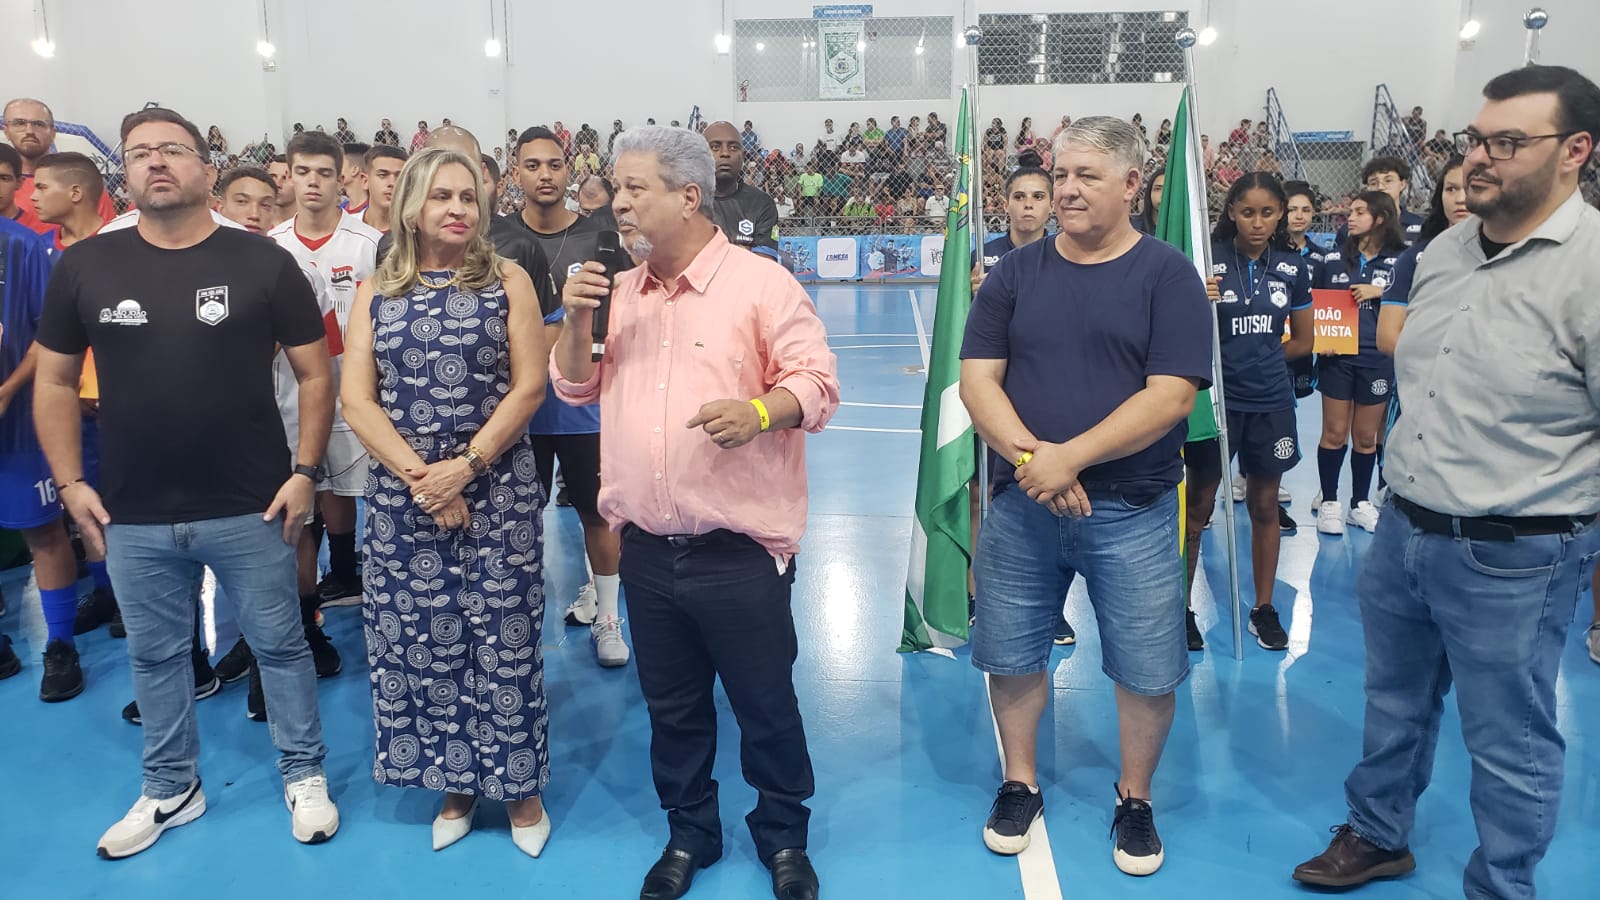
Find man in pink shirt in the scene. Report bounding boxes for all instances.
[553,125,838,900]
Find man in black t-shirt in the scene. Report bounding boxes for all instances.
[33,106,341,859]
[704,121,781,260]
[505,125,628,667]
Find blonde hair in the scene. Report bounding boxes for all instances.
[373,147,503,296]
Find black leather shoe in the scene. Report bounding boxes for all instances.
[766,848,819,900]
[639,849,715,900]
[1293,824,1415,888]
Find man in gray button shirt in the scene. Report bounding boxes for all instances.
[1295,65,1600,899]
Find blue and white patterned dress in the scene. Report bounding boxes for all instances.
[361,271,549,801]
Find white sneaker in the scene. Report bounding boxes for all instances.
[1317,501,1347,535]
[1347,501,1380,533]
[1587,624,1599,665]
[564,583,598,626]
[592,616,630,668]
[1231,475,1246,503]
[285,774,339,844]
[1278,485,1293,504]
[97,780,206,859]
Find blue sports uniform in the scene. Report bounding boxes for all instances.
[0,217,63,529]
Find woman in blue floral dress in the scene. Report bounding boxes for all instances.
[340,148,552,856]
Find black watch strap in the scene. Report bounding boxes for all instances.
[293,464,324,484]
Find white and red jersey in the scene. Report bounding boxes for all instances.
[268,213,380,431]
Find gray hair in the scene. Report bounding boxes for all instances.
[612,125,715,220]
[1053,116,1146,176]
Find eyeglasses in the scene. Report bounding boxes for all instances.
[1453,129,1578,161]
[124,143,200,166]
[4,117,53,130]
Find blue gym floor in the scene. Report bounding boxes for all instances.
[3,284,1598,899]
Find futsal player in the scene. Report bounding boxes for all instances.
[266,132,383,677]
[340,142,370,214]
[1313,191,1406,535]
[507,126,628,667]
[1184,173,1314,653]
[359,145,406,233]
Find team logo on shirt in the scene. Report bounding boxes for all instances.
[1275,261,1298,277]
[566,262,584,278]
[1269,283,1289,308]
[738,219,754,237]
[1371,273,1390,290]
[1371,379,1390,397]
[329,265,355,288]
[195,286,229,326]
[99,299,148,326]
[1273,437,1296,460]
[1211,263,1228,276]
[1220,289,1240,304]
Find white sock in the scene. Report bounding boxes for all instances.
[593,573,621,621]
[583,552,595,582]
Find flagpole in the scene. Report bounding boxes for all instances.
[964,28,991,522]
[1177,27,1245,661]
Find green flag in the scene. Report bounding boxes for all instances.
[1155,92,1219,445]
[900,88,976,652]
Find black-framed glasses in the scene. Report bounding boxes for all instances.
[1453,129,1578,160]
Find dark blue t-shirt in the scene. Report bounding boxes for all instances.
[1380,236,1434,309]
[1317,245,1403,365]
[960,234,1213,495]
[1209,241,1312,412]
[1295,237,1333,286]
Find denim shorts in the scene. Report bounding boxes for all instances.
[971,485,1190,696]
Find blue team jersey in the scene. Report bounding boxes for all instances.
[1381,237,1434,308]
[1209,241,1313,412]
[1295,237,1333,286]
[1318,245,1403,364]
[0,218,54,455]
[1336,210,1425,247]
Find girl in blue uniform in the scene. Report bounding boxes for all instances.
[1184,173,1314,652]
[1313,191,1406,536]
[1281,181,1331,403]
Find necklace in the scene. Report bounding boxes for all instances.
[1232,245,1268,302]
[418,271,458,289]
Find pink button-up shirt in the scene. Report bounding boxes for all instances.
[551,229,840,558]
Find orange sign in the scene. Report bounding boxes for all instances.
[80,350,99,400]
[1311,289,1359,356]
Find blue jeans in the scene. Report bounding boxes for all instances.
[971,486,1189,695]
[1344,499,1600,900]
[107,513,326,799]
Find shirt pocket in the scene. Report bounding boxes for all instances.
[1476,315,1555,401]
[684,336,748,400]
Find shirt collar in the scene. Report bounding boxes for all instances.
[643,227,733,296]
[1461,187,1586,261]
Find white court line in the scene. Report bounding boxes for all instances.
[830,344,921,351]
[826,425,919,434]
[907,290,931,373]
[840,401,919,409]
[828,333,918,338]
[984,674,1065,900]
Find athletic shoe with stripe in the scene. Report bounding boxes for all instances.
[96,780,206,859]
[285,774,339,844]
[564,582,598,626]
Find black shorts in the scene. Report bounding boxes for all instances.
[1317,356,1395,406]
[531,432,601,517]
[1184,407,1301,482]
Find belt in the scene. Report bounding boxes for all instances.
[622,524,755,550]
[1392,495,1593,542]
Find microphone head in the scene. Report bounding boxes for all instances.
[598,229,622,254]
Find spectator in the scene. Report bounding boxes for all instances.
[843,192,872,218]
[906,115,924,154]
[1015,116,1035,153]
[571,142,601,180]
[552,121,572,155]
[1156,118,1172,147]
[576,121,599,151]
[333,118,356,144]
[863,117,885,147]
[1229,118,1251,146]
[608,119,624,155]
[207,125,229,165]
[373,118,399,147]
[740,120,761,157]
[410,120,429,151]
[1402,105,1427,147]
[1050,115,1073,144]
[774,186,795,219]
[1255,149,1283,175]
[885,116,908,159]
[817,118,840,152]
[797,163,824,217]
[925,112,947,149]
[925,182,950,220]
[822,165,852,216]
[790,142,808,167]
[1202,134,1215,171]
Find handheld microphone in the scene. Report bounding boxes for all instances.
[591,229,627,362]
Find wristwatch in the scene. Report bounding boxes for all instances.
[293,463,325,484]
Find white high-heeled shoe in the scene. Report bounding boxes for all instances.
[511,809,552,858]
[432,797,478,851]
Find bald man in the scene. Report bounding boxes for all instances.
[704,121,780,257]
[3,98,117,231]
[575,175,618,230]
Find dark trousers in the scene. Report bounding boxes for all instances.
[620,525,814,862]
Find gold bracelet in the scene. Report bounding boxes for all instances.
[462,445,490,475]
[750,397,771,432]
[57,477,86,493]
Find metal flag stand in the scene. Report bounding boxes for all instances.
[1177,27,1246,660]
[1523,7,1548,66]
[965,26,991,520]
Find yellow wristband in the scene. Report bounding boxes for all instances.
[1015,451,1033,467]
[750,397,771,432]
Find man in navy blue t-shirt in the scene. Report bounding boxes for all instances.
[959,117,1212,877]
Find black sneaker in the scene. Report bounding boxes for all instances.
[1111,787,1164,876]
[214,638,254,684]
[1249,605,1289,651]
[109,605,126,639]
[982,781,1044,855]
[968,594,976,629]
[305,623,341,678]
[0,634,20,679]
[246,662,266,722]
[73,587,119,635]
[1278,505,1298,533]
[1185,608,1205,652]
[40,639,85,702]
[122,656,222,725]
[555,488,572,508]
[315,572,362,609]
[1053,616,1076,646]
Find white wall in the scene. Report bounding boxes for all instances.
[0,0,1593,159]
